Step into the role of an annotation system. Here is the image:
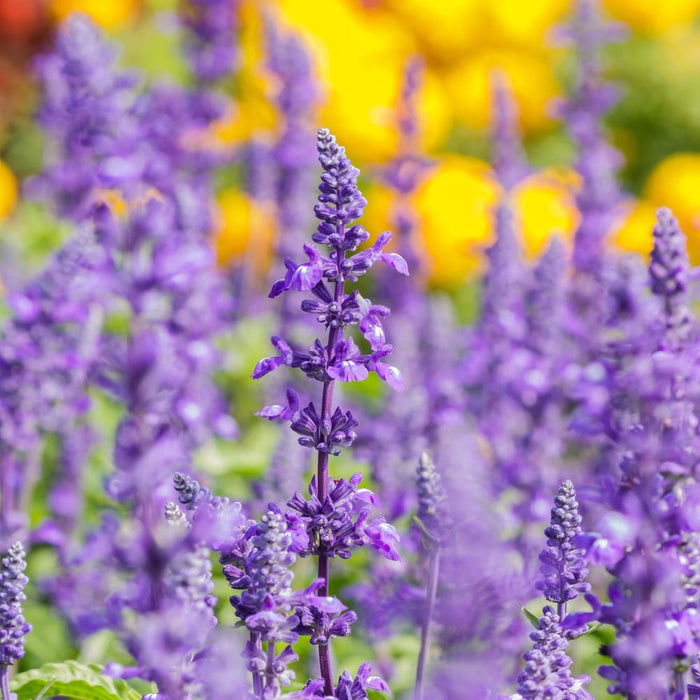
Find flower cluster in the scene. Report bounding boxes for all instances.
[0,543,31,667]
[287,473,400,562]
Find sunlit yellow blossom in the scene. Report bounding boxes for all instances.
[644,153,700,261]
[446,49,559,133]
[485,0,571,52]
[321,63,451,163]
[602,0,700,35]
[51,0,137,28]
[0,160,18,222]
[277,0,445,162]
[413,156,500,287]
[213,189,276,275]
[512,169,579,258]
[382,0,484,64]
[211,1,277,146]
[611,199,657,256]
[278,0,413,78]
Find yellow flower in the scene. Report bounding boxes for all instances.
[0,160,18,222]
[321,62,451,163]
[277,0,447,163]
[445,49,559,133]
[644,153,700,262]
[51,0,137,28]
[512,169,580,258]
[414,156,500,287]
[602,0,700,35]
[213,189,276,276]
[382,0,485,64]
[485,0,571,52]
[612,199,658,256]
[211,1,278,146]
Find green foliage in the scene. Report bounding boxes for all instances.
[518,603,541,629]
[11,661,142,700]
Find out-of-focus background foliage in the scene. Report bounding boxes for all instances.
[4,0,700,288]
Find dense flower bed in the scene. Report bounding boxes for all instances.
[2,1,700,698]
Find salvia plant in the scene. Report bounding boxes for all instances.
[4,0,700,698]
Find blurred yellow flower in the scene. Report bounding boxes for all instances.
[644,153,700,261]
[278,0,413,77]
[602,0,700,35]
[512,169,579,258]
[321,62,451,163]
[211,1,278,146]
[485,0,571,52]
[0,160,18,222]
[612,199,657,256]
[446,49,559,133]
[382,0,485,64]
[213,189,276,275]
[413,156,500,287]
[51,0,137,28]
[277,0,448,163]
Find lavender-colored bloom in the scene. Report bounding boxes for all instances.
[0,543,31,667]
[287,473,400,562]
[180,0,238,83]
[381,56,433,278]
[253,128,406,695]
[288,663,389,699]
[649,207,693,350]
[516,606,591,699]
[0,227,106,545]
[165,542,217,630]
[32,14,140,220]
[558,0,624,281]
[415,452,449,549]
[536,481,590,620]
[226,507,347,697]
[491,72,529,191]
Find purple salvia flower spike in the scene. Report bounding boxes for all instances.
[253,128,406,694]
[180,0,238,83]
[491,70,529,191]
[0,542,31,698]
[516,606,592,699]
[649,207,693,350]
[559,0,625,321]
[535,480,591,625]
[415,452,448,700]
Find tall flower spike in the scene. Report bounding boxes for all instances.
[516,606,591,699]
[649,207,693,350]
[415,453,448,700]
[491,71,528,191]
[536,481,590,623]
[180,0,238,83]
[253,128,406,695]
[559,0,624,281]
[0,542,31,697]
[416,452,449,549]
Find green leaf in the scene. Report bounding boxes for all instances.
[367,690,393,700]
[11,661,142,700]
[518,603,541,629]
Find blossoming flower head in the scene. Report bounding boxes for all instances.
[0,542,31,667]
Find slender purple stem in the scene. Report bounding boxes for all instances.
[415,550,440,700]
[251,632,263,697]
[314,196,347,695]
[264,641,276,695]
[0,667,10,700]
